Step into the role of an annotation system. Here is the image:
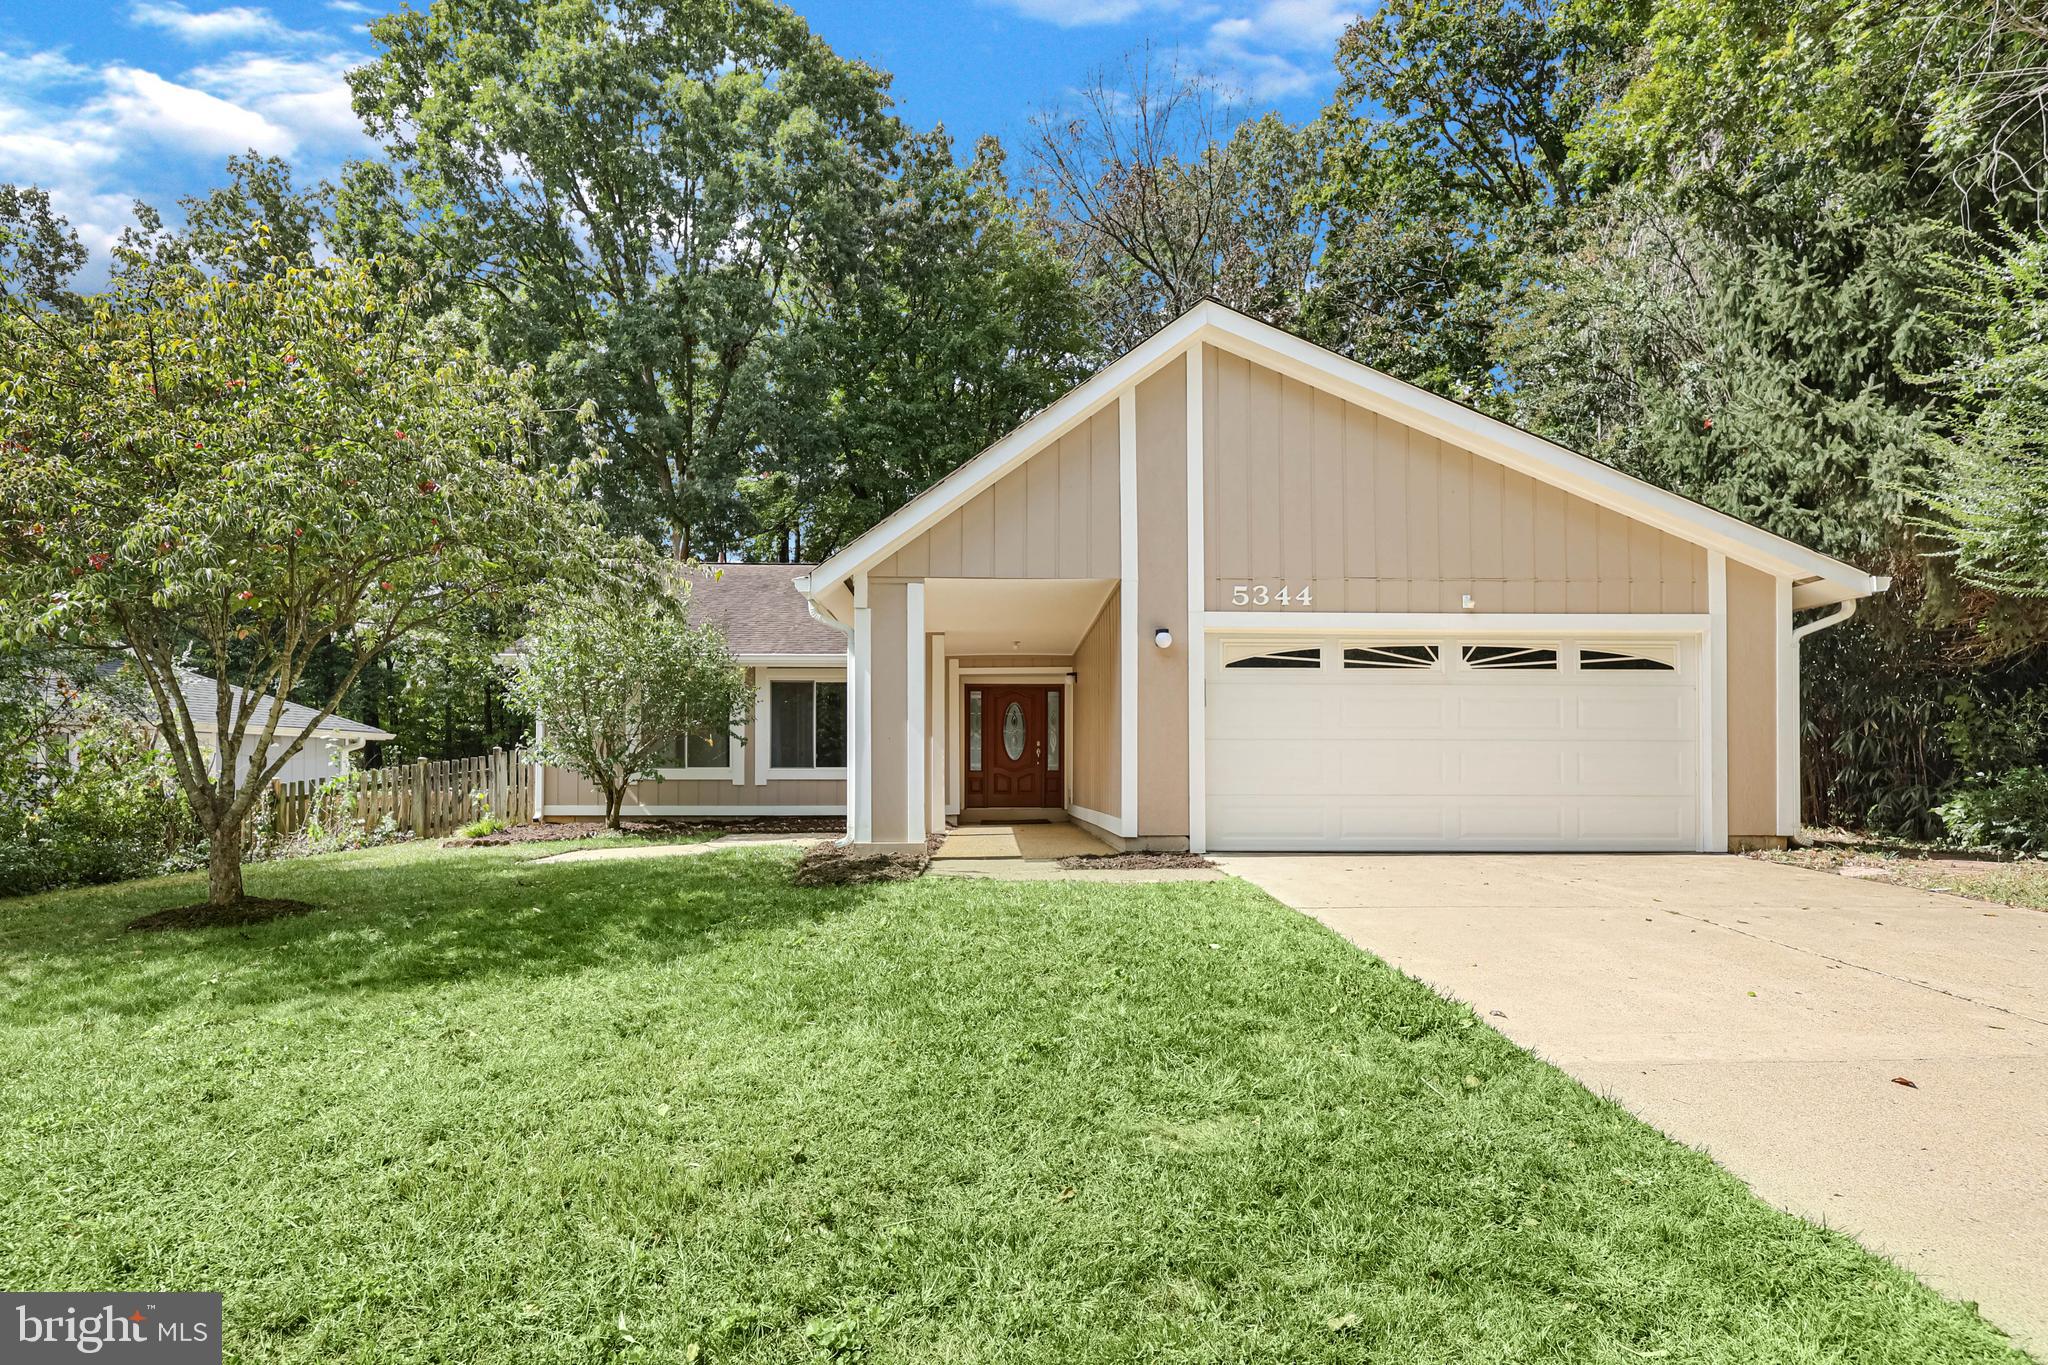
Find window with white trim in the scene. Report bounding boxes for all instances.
[1578,644,1679,672]
[768,679,846,773]
[1461,644,1559,670]
[668,728,731,772]
[1344,644,1440,670]
[1222,644,1322,669]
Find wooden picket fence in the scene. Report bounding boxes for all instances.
[270,747,536,840]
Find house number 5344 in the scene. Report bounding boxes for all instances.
[1230,583,1314,606]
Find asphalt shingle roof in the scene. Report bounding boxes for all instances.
[68,658,394,739]
[168,669,394,739]
[675,563,845,658]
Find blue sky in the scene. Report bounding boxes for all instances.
[0,0,1358,282]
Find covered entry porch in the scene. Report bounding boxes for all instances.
[842,576,1131,853]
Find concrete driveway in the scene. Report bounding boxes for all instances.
[1214,852,2048,1354]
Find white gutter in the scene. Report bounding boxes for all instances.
[1794,574,1884,642]
[1793,598,1856,641]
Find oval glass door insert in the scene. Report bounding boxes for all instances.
[1002,701,1026,761]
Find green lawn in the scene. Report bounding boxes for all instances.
[0,843,2024,1363]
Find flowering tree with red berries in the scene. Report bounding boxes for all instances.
[0,246,604,909]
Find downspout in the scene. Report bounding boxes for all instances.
[1783,576,1886,842]
[1793,598,1857,642]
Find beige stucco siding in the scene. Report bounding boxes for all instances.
[1137,355,1191,840]
[873,406,1120,580]
[1072,587,1120,818]
[539,664,846,813]
[1202,348,1708,613]
[1725,561,1778,840]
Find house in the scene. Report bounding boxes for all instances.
[162,670,395,785]
[543,300,1887,853]
[50,663,395,785]
[802,300,1887,855]
[533,563,851,820]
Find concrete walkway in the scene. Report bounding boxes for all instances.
[1214,852,2048,1354]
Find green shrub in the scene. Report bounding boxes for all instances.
[0,721,202,898]
[457,814,510,839]
[1936,768,2048,852]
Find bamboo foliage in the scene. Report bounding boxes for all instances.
[269,747,535,840]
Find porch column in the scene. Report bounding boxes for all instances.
[850,576,872,844]
[858,578,927,852]
[928,632,947,835]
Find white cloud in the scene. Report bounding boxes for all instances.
[0,48,94,87]
[985,0,1183,25]
[1202,0,1359,99]
[983,0,1357,99]
[326,0,376,12]
[96,65,298,157]
[188,52,367,147]
[128,2,300,44]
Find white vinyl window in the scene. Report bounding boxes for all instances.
[666,727,733,777]
[765,677,847,778]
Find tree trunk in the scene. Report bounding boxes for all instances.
[207,822,245,906]
[605,786,625,830]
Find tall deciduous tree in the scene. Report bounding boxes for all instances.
[0,184,87,311]
[729,133,1091,559]
[0,250,603,908]
[500,588,750,828]
[345,0,903,559]
[1027,50,1324,355]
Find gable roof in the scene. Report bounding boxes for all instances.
[676,563,846,658]
[169,669,394,741]
[799,299,1887,615]
[51,660,396,741]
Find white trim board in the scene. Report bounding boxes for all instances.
[1185,344,1208,856]
[1117,387,1140,839]
[798,301,1883,615]
[957,667,1076,678]
[545,805,845,818]
[1207,613,1711,636]
[1067,803,1121,843]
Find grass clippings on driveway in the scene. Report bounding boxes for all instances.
[1756,835,2048,913]
[0,843,2026,1363]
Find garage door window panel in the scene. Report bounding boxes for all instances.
[1222,644,1323,669]
[1461,644,1559,670]
[1579,644,1678,672]
[1344,644,1441,670]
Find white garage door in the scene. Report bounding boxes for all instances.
[1206,636,1701,851]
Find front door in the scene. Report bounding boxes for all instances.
[965,684,1063,808]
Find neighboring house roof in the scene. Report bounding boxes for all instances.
[51,658,396,742]
[800,299,1889,615]
[166,668,394,742]
[676,562,846,659]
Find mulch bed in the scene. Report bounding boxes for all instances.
[1055,851,1217,870]
[791,831,944,887]
[445,816,845,848]
[127,897,318,933]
